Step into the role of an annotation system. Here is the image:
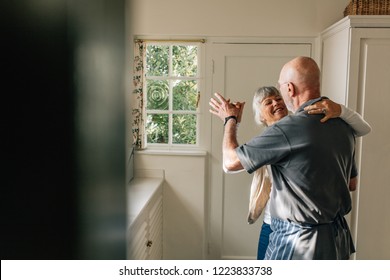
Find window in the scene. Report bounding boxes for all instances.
[144,42,201,146]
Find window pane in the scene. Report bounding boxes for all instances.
[146,45,169,76]
[173,80,197,111]
[146,114,168,144]
[172,45,198,77]
[173,114,197,144]
[146,80,169,110]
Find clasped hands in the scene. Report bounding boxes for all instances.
[209,93,245,124]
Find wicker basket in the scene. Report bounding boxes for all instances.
[344,0,390,16]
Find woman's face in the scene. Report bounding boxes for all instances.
[260,95,288,126]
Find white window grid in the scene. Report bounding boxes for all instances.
[144,42,202,148]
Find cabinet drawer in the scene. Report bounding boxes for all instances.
[147,195,163,259]
[127,181,163,260]
[128,220,148,259]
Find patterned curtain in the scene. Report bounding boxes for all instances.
[132,41,146,149]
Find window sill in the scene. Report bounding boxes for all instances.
[135,149,207,157]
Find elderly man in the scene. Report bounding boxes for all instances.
[210,57,357,259]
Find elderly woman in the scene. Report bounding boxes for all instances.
[244,86,371,260]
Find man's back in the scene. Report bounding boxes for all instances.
[236,97,357,259]
[269,98,356,224]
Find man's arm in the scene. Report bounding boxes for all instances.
[222,118,244,171]
[209,93,245,172]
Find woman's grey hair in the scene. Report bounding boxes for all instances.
[252,86,281,126]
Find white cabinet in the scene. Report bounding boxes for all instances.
[127,177,163,260]
[320,15,390,260]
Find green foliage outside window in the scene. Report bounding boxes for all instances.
[146,45,169,76]
[172,45,198,77]
[145,43,199,145]
[173,80,197,111]
[173,114,197,144]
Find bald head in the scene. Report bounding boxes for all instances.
[278,56,321,111]
[282,56,320,93]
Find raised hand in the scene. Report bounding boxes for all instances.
[209,92,245,123]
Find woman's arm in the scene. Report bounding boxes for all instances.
[304,99,372,137]
[339,104,371,137]
[349,177,357,191]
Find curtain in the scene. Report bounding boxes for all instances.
[132,41,146,149]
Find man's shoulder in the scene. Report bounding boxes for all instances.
[274,112,310,128]
[273,112,327,136]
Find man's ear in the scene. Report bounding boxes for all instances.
[286,82,294,97]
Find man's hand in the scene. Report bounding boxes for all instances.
[304,98,342,123]
[209,92,245,123]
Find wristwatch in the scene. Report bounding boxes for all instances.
[224,116,238,126]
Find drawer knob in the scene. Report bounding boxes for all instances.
[146,240,153,247]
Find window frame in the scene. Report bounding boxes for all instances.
[143,41,204,149]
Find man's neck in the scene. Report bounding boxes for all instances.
[294,92,321,112]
